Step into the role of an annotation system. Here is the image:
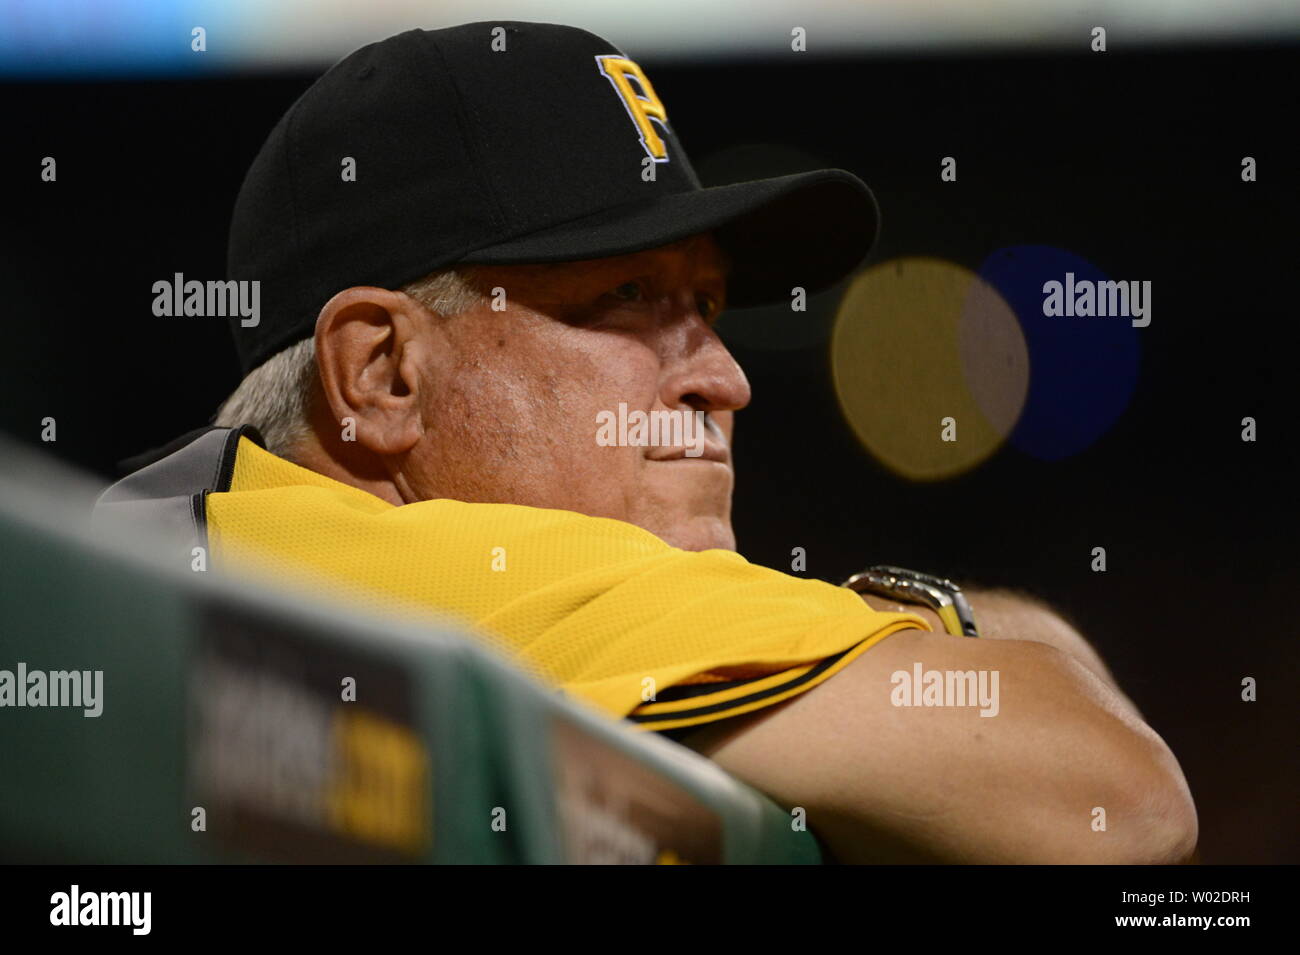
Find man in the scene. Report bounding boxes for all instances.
[97,22,1196,863]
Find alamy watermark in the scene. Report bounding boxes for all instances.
[891,663,999,717]
[50,885,150,935]
[0,662,103,717]
[152,273,260,327]
[596,402,707,457]
[1042,272,1150,327]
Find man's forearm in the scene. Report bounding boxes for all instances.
[970,587,1136,693]
[867,586,1144,721]
[684,620,1198,863]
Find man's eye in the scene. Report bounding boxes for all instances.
[609,281,644,302]
[697,294,719,320]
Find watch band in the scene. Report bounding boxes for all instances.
[842,565,980,638]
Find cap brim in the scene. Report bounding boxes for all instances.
[457,169,878,309]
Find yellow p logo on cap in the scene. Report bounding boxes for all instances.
[596,55,671,162]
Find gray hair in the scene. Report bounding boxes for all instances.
[214,268,486,459]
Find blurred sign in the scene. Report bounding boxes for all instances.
[189,603,432,862]
[551,717,722,864]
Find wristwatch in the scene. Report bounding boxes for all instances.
[841,565,980,638]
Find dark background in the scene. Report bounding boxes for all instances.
[3,41,1295,863]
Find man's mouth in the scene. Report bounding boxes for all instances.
[647,445,730,465]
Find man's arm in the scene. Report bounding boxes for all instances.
[869,586,1146,721]
[677,591,1198,864]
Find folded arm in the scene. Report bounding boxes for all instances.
[677,588,1198,864]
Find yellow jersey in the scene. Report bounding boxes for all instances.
[205,437,929,732]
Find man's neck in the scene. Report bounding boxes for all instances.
[290,434,408,508]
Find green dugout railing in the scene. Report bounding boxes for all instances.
[0,441,821,864]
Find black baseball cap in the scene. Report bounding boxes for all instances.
[227,21,880,374]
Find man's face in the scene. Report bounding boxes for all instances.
[400,233,750,551]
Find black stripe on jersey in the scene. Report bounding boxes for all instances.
[637,645,854,725]
[650,675,755,702]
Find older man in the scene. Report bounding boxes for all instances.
[97,22,1196,863]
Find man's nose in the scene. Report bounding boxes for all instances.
[661,320,752,415]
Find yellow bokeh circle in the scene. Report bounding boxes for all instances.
[830,256,1028,481]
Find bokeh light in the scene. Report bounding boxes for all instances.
[831,256,1028,481]
[976,245,1140,462]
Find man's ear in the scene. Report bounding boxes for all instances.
[313,286,429,456]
